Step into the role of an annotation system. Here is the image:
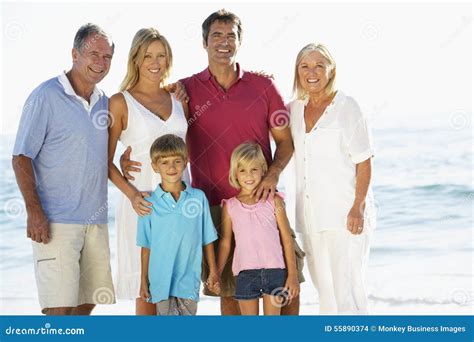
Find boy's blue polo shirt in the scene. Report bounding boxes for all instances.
[136,182,218,303]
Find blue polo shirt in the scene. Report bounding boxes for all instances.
[12,73,109,224]
[137,183,218,303]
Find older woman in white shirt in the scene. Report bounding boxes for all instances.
[288,43,375,315]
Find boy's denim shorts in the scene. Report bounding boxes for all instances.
[234,268,287,300]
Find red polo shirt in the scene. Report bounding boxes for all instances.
[181,64,288,205]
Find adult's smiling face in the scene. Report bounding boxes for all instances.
[72,34,113,87]
[203,20,241,67]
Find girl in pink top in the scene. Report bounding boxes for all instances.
[217,142,300,315]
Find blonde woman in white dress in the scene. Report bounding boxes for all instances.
[108,28,189,315]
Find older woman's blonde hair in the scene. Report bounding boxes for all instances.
[120,28,173,91]
[229,142,268,189]
[292,43,337,100]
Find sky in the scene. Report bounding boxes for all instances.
[1,1,472,135]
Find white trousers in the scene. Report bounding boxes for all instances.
[302,229,371,315]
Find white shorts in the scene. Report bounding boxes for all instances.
[32,223,115,313]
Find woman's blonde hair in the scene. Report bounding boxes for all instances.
[229,142,268,189]
[292,43,336,100]
[120,28,173,91]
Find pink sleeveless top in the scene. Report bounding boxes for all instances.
[222,194,286,276]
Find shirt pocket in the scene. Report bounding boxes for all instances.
[312,127,342,159]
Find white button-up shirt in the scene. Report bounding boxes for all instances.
[58,71,103,114]
[288,91,376,233]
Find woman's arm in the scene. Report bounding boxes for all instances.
[216,203,233,276]
[274,196,300,300]
[347,158,372,234]
[108,94,152,216]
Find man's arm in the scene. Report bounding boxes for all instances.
[12,155,49,243]
[252,126,294,200]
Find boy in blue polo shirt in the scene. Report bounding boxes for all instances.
[137,134,220,315]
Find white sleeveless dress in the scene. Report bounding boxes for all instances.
[115,90,189,299]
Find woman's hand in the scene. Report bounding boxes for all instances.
[283,274,300,303]
[128,190,152,216]
[347,202,364,234]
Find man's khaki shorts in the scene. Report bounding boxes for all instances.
[202,205,306,297]
[32,223,115,313]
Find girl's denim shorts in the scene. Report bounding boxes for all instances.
[234,268,287,300]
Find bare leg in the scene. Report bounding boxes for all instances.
[220,296,241,316]
[45,307,74,315]
[238,299,259,315]
[136,297,157,315]
[280,294,300,315]
[71,304,95,315]
[262,295,281,316]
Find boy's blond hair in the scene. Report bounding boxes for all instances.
[229,142,268,189]
[150,134,188,163]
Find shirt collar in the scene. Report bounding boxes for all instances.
[58,71,103,99]
[303,90,343,106]
[197,63,250,82]
[154,182,192,198]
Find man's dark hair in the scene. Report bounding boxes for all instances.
[202,9,242,44]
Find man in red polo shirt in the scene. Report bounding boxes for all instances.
[121,9,305,315]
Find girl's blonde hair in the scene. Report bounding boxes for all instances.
[229,142,268,189]
[292,43,337,100]
[120,28,173,91]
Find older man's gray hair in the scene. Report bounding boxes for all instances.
[73,23,114,53]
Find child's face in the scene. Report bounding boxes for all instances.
[151,155,187,184]
[236,160,264,192]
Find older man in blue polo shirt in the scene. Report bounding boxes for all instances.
[12,23,115,315]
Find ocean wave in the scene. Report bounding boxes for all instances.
[300,295,473,308]
[367,294,474,307]
[375,184,473,198]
